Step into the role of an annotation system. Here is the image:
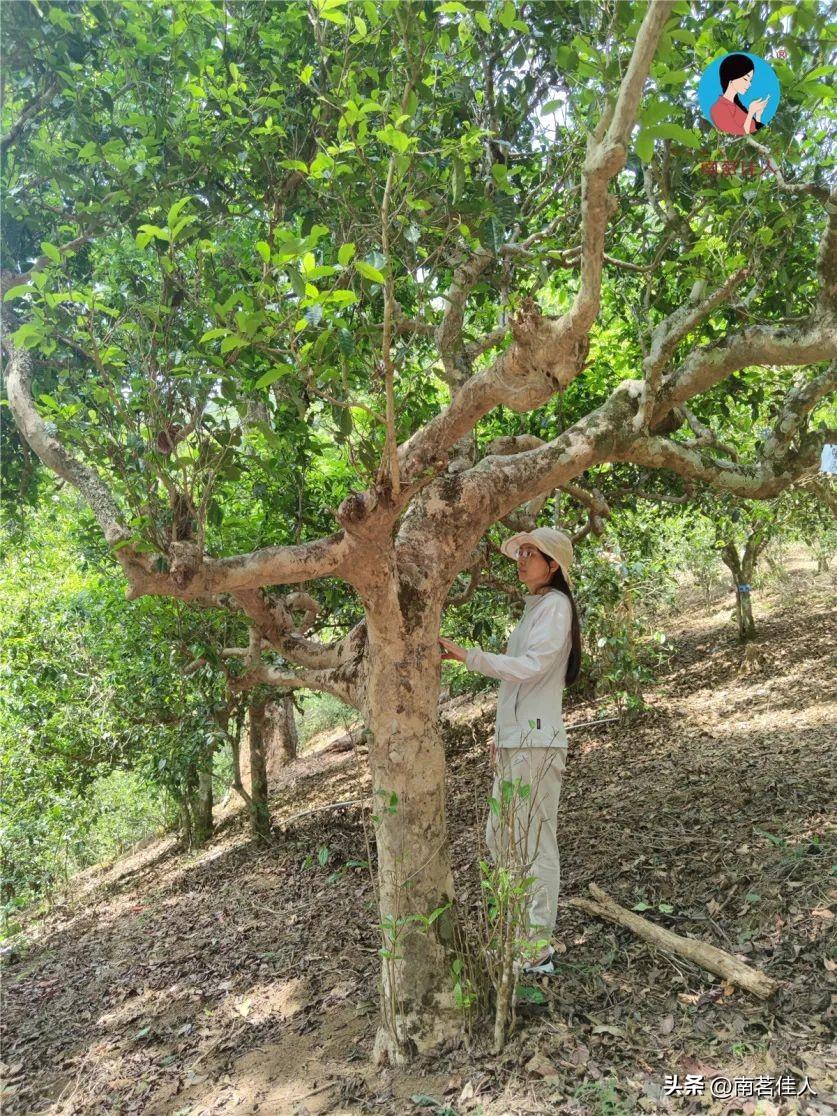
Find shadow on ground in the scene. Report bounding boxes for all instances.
[2,566,834,1115]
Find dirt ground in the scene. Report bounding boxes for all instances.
[2,561,835,1115]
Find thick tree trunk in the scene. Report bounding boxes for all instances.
[177,796,193,849]
[265,692,298,770]
[247,698,272,843]
[189,750,214,846]
[363,608,460,1064]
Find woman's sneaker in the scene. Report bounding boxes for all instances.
[520,946,556,976]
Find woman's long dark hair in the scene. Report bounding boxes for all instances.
[538,551,581,686]
[719,53,765,130]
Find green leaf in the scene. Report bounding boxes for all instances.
[255,240,271,263]
[286,265,306,297]
[255,420,282,450]
[337,242,356,266]
[220,334,249,353]
[639,100,672,127]
[41,242,61,264]
[656,68,689,87]
[649,123,700,149]
[474,10,491,32]
[480,215,503,253]
[498,1,515,28]
[376,125,411,153]
[801,81,835,102]
[3,283,32,301]
[426,903,450,926]
[309,152,334,178]
[327,289,357,305]
[356,260,385,283]
[167,196,192,227]
[802,64,836,81]
[136,224,170,244]
[253,364,292,389]
[11,322,44,349]
[170,215,197,241]
[516,986,547,1004]
[491,163,510,188]
[199,328,230,343]
[634,129,654,163]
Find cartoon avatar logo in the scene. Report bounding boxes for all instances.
[697,52,780,137]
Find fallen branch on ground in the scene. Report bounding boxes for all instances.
[566,716,620,731]
[566,883,780,1000]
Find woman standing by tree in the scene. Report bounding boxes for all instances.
[439,527,581,974]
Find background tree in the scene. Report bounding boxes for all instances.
[0,495,238,918]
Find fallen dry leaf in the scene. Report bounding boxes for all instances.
[525,1052,561,1079]
[458,1081,475,1104]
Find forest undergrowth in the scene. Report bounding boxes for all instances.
[2,564,835,1116]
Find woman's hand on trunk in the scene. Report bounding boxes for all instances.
[438,636,468,663]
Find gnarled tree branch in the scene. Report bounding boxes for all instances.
[4,324,128,546]
[636,267,749,430]
[620,432,825,499]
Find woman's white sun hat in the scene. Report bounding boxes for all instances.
[500,526,574,584]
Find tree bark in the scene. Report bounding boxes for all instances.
[189,749,214,846]
[737,584,756,641]
[177,796,193,849]
[721,526,770,642]
[265,692,298,770]
[363,603,460,1065]
[721,538,756,642]
[247,698,272,843]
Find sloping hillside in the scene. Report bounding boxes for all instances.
[3,566,835,1115]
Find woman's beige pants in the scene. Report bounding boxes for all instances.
[485,746,567,942]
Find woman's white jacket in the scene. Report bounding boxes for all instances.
[465,589,572,751]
